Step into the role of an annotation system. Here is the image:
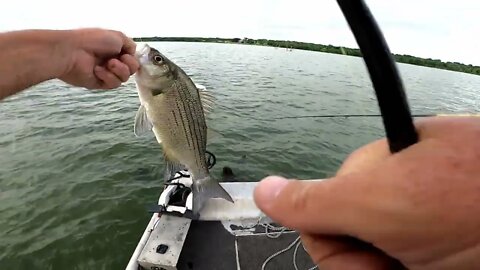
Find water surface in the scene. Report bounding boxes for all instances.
[1,42,480,269]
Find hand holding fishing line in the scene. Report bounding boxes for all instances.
[254,116,480,269]
[0,28,139,100]
[59,28,139,89]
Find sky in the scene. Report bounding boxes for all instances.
[2,0,479,65]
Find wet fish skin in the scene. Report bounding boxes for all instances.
[134,44,233,216]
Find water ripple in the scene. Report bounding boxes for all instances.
[2,42,480,269]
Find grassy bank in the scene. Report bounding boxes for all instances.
[133,37,480,76]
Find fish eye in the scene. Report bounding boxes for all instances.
[153,55,163,63]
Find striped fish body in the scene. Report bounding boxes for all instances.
[148,72,209,179]
[134,45,233,216]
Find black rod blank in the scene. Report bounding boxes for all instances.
[336,0,418,153]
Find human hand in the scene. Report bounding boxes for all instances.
[254,117,480,270]
[59,28,139,89]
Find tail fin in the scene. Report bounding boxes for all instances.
[192,177,234,216]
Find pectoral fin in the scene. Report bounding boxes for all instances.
[134,105,155,138]
[197,84,216,115]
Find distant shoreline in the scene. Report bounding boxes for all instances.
[133,37,480,76]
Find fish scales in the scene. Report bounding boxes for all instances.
[134,44,233,216]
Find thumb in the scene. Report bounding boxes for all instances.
[254,175,374,236]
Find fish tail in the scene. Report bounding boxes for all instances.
[192,176,234,216]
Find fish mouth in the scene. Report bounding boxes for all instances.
[135,44,151,65]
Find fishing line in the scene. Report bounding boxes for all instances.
[337,0,418,153]
[260,114,434,120]
[238,113,438,122]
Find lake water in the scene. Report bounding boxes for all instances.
[1,42,480,269]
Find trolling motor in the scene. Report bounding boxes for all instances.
[150,170,197,219]
[148,151,217,219]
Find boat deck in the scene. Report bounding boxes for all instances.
[127,165,319,270]
[176,221,315,270]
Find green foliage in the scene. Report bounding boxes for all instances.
[133,37,480,76]
[393,54,480,75]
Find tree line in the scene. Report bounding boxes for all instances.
[133,37,480,76]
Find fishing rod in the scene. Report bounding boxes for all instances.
[336,0,418,153]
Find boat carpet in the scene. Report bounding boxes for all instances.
[175,220,315,270]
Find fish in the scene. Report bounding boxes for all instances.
[133,44,234,216]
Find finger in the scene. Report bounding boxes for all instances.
[253,174,386,235]
[94,66,122,89]
[118,32,136,55]
[106,59,130,82]
[82,29,123,56]
[88,30,135,56]
[301,234,405,270]
[337,138,390,176]
[120,54,140,75]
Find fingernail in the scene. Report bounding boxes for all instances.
[255,176,289,207]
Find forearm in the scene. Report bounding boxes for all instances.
[0,30,71,100]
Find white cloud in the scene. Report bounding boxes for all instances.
[1,0,479,65]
